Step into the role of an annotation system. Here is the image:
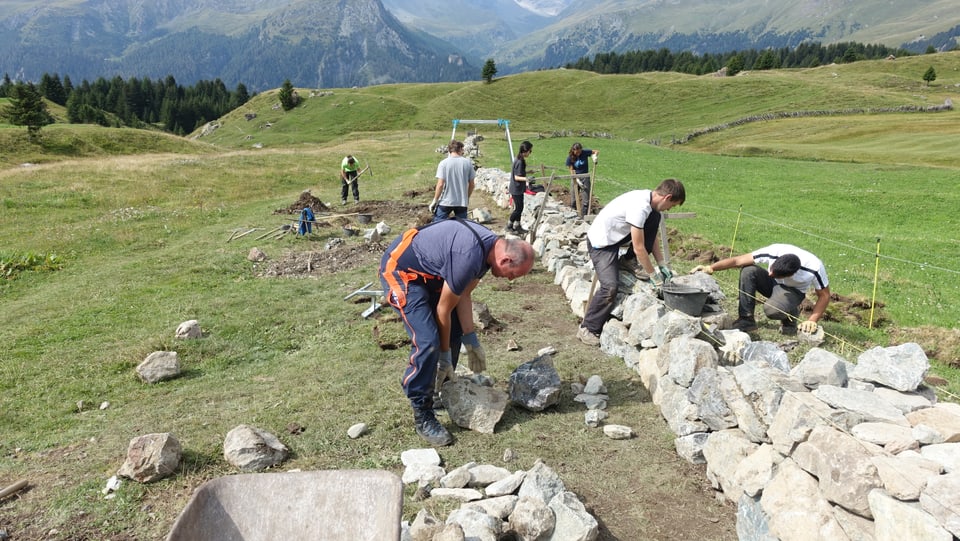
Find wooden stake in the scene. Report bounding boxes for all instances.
[0,479,28,500]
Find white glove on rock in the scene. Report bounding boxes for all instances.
[798,320,819,334]
[461,332,486,373]
[435,350,456,391]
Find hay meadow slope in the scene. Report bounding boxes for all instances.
[1,54,959,538]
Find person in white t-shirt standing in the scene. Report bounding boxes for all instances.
[692,244,830,335]
[429,140,477,221]
[577,179,687,346]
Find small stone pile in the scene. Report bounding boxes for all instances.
[400,448,598,541]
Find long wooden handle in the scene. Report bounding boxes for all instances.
[0,479,28,500]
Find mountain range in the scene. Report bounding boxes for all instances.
[1,0,958,91]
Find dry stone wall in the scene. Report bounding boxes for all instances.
[475,168,960,541]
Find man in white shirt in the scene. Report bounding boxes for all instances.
[692,243,830,335]
[577,179,687,346]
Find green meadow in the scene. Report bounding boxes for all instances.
[1,51,959,538]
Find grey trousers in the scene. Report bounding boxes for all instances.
[738,265,804,324]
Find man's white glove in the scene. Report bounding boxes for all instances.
[435,350,456,392]
[798,320,819,334]
[650,270,665,287]
[428,198,439,214]
[690,264,714,275]
[592,154,598,164]
[658,264,674,282]
[461,332,486,373]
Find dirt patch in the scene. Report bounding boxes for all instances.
[273,190,331,215]
[260,241,387,277]
[259,198,433,278]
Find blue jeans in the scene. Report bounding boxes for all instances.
[432,205,468,222]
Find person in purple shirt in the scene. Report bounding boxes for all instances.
[379,219,535,446]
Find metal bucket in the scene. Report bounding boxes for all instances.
[661,283,709,316]
[357,213,373,224]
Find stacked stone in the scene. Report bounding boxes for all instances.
[474,167,960,541]
[400,448,598,541]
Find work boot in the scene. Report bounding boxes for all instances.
[731,317,758,333]
[577,326,600,346]
[780,323,798,336]
[413,408,453,447]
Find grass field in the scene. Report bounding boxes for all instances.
[1,52,959,538]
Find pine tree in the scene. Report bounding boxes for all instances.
[725,54,745,76]
[922,66,937,86]
[3,82,55,141]
[481,59,497,84]
[278,79,298,111]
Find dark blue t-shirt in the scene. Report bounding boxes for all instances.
[566,149,595,175]
[403,220,497,295]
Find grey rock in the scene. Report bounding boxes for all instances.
[508,355,562,412]
[443,378,509,434]
[174,319,202,339]
[517,461,565,506]
[136,351,180,383]
[222,424,287,471]
[347,422,368,439]
[852,343,929,392]
[791,347,848,389]
[508,496,555,541]
[674,432,710,464]
[548,491,599,541]
[736,493,777,541]
[920,472,960,537]
[602,424,633,439]
[117,433,181,483]
[869,489,952,541]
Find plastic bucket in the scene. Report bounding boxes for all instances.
[661,283,709,316]
[357,213,373,224]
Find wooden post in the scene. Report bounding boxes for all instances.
[658,212,697,265]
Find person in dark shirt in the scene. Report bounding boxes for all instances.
[379,219,535,446]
